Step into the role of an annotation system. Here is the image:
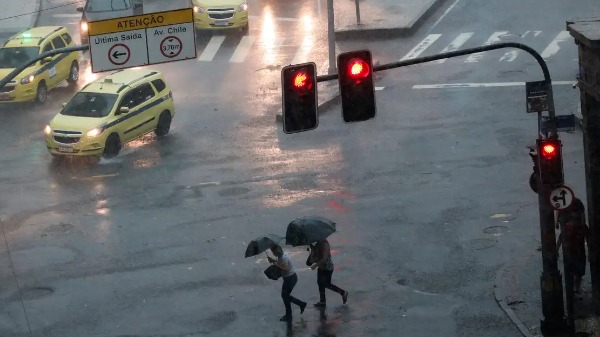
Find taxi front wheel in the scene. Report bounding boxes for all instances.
[35,82,47,104]
[67,62,79,86]
[103,134,121,158]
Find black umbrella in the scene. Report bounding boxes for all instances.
[245,234,284,258]
[285,216,336,246]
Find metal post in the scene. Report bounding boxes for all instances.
[354,0,361,25]
[538,182,566,334]
[327,0,336,75]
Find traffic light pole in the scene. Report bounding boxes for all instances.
[326,0,337,75]
[0,44,89,91]
[315,41,566,332]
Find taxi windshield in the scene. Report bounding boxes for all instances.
[61,92,118,118]
[87,0,131,12]
[0,47,39,69]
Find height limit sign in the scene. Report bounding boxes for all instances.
[88,8,196,72]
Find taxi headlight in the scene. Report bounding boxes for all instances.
[86,127,103,137]
[193,5,205,13]
[44,125,52,135]
[81,21,88,32]
[20,74,35,85]
[238,2,247,11]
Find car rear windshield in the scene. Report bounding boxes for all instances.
[61,92,118,118]
[87,0,131,12]
[0,47,39,69]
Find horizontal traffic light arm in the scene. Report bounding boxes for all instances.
[316,41,555,120]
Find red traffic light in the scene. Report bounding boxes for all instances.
[541,143,557,159]
[348,58,370,79]
[293,71,312,90]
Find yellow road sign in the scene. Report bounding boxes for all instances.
[88,8,193,36]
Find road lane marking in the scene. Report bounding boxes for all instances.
[499,50,519,62]
[291,36,313,65]
[412,81,574,89]
[230,36,255,63]
[434,32,473,63]
[431,0,462,29]
[465,31,509,63]
[375,87,385,91]
[400,34,441,61]
[198,36,226,62]
[52,14,81,18]
[541,31,571,59]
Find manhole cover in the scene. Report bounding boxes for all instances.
[483,225,509,236]
[218,187,250,197]
[463,238,497,250]
[21,287,53,300]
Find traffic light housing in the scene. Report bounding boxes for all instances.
[337,50,376,123]
[281,62,318,134]
[536,138,564,185]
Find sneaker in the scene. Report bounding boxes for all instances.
[300,302,307,314]
[313,301,326,308]
[342,291,348,304]
[280,315,291,321]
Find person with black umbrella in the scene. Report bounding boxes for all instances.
[308,239,348,307]
[267,244,307,321]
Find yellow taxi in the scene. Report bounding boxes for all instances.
[0,26,80,103]
[192,0,249,33]
[44,68,175,158]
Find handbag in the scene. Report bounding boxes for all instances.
[264,264,282,280]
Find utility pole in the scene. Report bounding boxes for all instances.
[568,17,600,314]
[326,0,336,75]
[354,0,361,25]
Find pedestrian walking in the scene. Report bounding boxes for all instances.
[267,244,307,321]
[557,198,590,293]
[308,239,348,307]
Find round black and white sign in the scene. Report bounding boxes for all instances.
[108,44,131,65]
[549,185,575,210]
[160,36,183,58]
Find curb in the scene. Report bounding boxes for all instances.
[494,265,536,337]
[334,0,448,40]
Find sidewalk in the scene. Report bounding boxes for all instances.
[0,0,40,35]
[334,0,446,40]
[495,242,600,337]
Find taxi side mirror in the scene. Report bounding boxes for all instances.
[118,107,130,115]
[76,7,84,12]
[41,57,53,65]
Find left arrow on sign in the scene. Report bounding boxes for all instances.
[113,51,127,59]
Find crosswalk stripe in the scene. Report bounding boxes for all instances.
[400,34,441,61]
[198,36,226,62]
[541,31,571,59]
[229,36,255,63]
[465,31,508,63]
[434,32,473,64]
[291,36,313,65]
[52,14,81,18]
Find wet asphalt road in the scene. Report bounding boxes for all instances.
[0,0,595,336]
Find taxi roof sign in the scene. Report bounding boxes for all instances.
[87,8,193,36]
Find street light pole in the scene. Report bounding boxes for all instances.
[354,0,361,25]
[327,0,336,75]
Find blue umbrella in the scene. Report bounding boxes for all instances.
[285,216,336,247]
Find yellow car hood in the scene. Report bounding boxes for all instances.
[50,113,107,133]
[0,66,37,84]
[194,0,245,7]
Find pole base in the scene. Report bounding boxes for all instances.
[540,318,568,336]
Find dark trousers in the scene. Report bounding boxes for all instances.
[282,273,304,315]
[317,269,345,302]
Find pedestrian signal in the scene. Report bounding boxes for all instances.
[337,50,376,123]
[281,62,318,134]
